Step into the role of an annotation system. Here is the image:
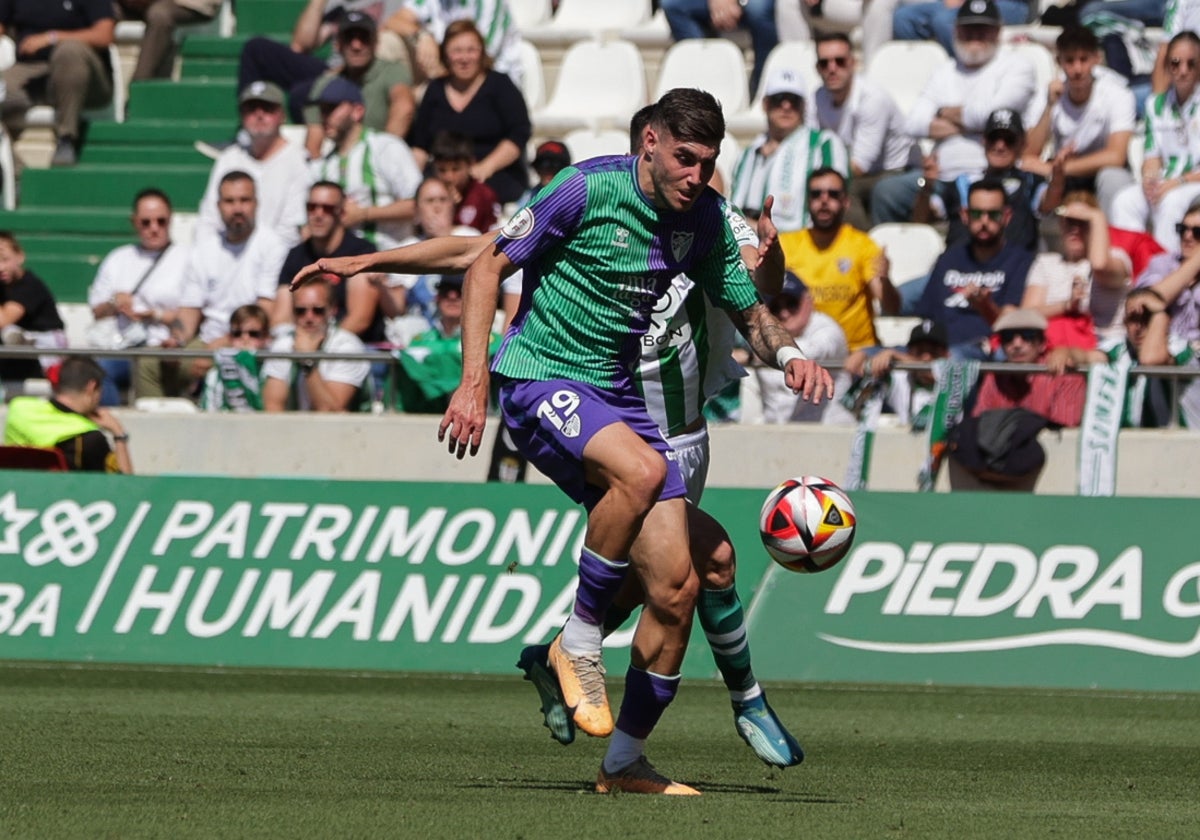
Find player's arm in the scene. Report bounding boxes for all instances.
[749,195,784,297]
[438,246,510,459]
[727,301,835,404]
[291,233,493,291]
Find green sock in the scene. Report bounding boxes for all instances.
[697,586,759,698]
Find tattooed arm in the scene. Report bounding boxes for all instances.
[728,300,836,404]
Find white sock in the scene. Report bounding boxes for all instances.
[602,729,645,774]
[559,613,603,655]
[730,682,764,705]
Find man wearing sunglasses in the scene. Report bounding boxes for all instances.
[728,65,849,232]
[262,277,370,412]
[810,33,911,230]
[914,178,1033,359]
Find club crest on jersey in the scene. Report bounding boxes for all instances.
[838,258,851,274]
[613,226,630,248]
[500,207,535,240]
[671,231,694,262]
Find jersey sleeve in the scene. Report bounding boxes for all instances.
[494,167,587,266]
[691,205,760,313]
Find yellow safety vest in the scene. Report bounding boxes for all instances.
[3,397,99,448]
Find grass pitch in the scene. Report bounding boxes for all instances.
[2,664,1199,840]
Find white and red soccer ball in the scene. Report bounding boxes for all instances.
[759,476,857,573]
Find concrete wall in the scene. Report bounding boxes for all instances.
[6,408,1195,497]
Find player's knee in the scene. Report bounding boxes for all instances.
[614,451,668,515]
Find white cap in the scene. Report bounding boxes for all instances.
[763,66,807,99]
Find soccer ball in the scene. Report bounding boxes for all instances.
[759,476,857,573]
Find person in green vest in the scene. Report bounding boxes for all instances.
[3,356,132,472]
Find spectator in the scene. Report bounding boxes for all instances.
[1109,32,1200,253]
[311,76,423,250]
[660,0,777,96]
[87,188,189,404]
[779,167,900,351]
[1021,193,1131,348]
[197,81,312,248]
[949,308,1085,489]
[728,64,850,230]
[201,304,271,413]
[1022,26,1136,217]
[914,178,1034,359]
[809,33,913,230]
[1047,287,1195,428]
[1132,197,1200,345]
[114,0,220,81]
[0,231,66,384]
[289,0,411,65]
[893,0,1031,55]
[177,171,286,353]
[262,278,370,412]
[407,20,531,205]
[430,130,501,233]
[1152,0,1197,93]
[871,1,1039,225]
[389,0,523,86]
[519,140,572,207]
[830,319,951,427]
[238,11,415,149]
[273,180,385,349]
[746,272,848,422]
[393,275,501,413]
[0,0,115,166]
[914,108,1057,253]
[3,356,132,472]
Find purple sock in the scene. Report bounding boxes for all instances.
[573,547,629,625]
[615,667,680,739]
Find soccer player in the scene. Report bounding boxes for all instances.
[294,91,830,793]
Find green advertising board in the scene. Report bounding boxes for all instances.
[0,473,1197,691]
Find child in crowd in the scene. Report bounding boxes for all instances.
[429,130,500,233]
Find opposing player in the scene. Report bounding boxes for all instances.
[292,98,821,785]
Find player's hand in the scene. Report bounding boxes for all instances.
[290,255,369,292]
[438,383,488,460]
[785,359,835,404]
[754,195,780,266]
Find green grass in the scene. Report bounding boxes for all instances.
[2,664,1199,839]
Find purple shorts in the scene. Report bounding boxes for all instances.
[498,377,686,510]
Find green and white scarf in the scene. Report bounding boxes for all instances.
[1078,355,1132,497]
[918,359,979,491]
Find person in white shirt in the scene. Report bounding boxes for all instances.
[197,81,312,248]
[88,188,190,402]
[262,277,370,411]
[178,171,287,348]
[1022,26,1136,217]
[310,75,423,251]
[870,0,1039,225]
[810,32,913,230]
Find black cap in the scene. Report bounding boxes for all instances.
[957,0,1002,25]
[436,275,464,292]
[532,140,571,172]
[908,319,948,348]
[985,108,1024,138]
[339,10,377,37]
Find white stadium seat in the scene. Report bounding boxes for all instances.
[516,40,546,111]
[868,223,944,285]
[533,40,646,134]
[509,0,553,30]
[523,0,652,45]
[654,38,749,115]
[562,128,630,162]
[865,40,950,117]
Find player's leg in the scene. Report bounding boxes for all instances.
[598,495,701,795]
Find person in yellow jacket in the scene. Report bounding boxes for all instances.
[4,356,132,473]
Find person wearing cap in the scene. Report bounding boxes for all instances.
[289,1,413,67]
[830,319,951,427]
[1109,31,1200,254]
[1021,26,1136,218]
[914,107,1059,253]
[114,0,220,81]
[810,32,912,230]
[728,64,850,232]
[311,74,423,251]
[893,0,1031,55]
[262,276,370,412]
[779,167,900,351]
[518,140,571,207]
[871,0,1039,225]
[0,0,115,167]
[913,178,1034,359]
[660,0,777,97]
[196,80,313,248]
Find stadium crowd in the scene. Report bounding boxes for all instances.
[1,0,1198,458]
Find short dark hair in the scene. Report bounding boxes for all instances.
[1125,286,1166,307]
[968,177,1009,207]
[133,188,172,212]
[1056,26,1100,54]
[230,304,269,330]
[1168,30,1200,56]
[0,230,22,254]
[815,32,853,48]
[629,103,657,154]
[56,357,106,394]
[807,167,847,190]
[219,170,255,191]
[309,180,345,201]
[651,88,724,149]
[430,130,475,164]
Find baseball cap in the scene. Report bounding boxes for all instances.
[985,108,1024,139]
[437,275,465,292]
[239,80,285,107]
[908,319,948,348]
[310,75,364,107]
[532,141,571,172]
[957,0,1002,26]
[992,309,1048,333]
[763,66,807,99]
[338,10,377,37]
[776,271,807,301]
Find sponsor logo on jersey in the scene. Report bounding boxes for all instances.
[671,231,694,262]
[500,207,535,240]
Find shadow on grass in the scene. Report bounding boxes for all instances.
[459,777,843,801]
